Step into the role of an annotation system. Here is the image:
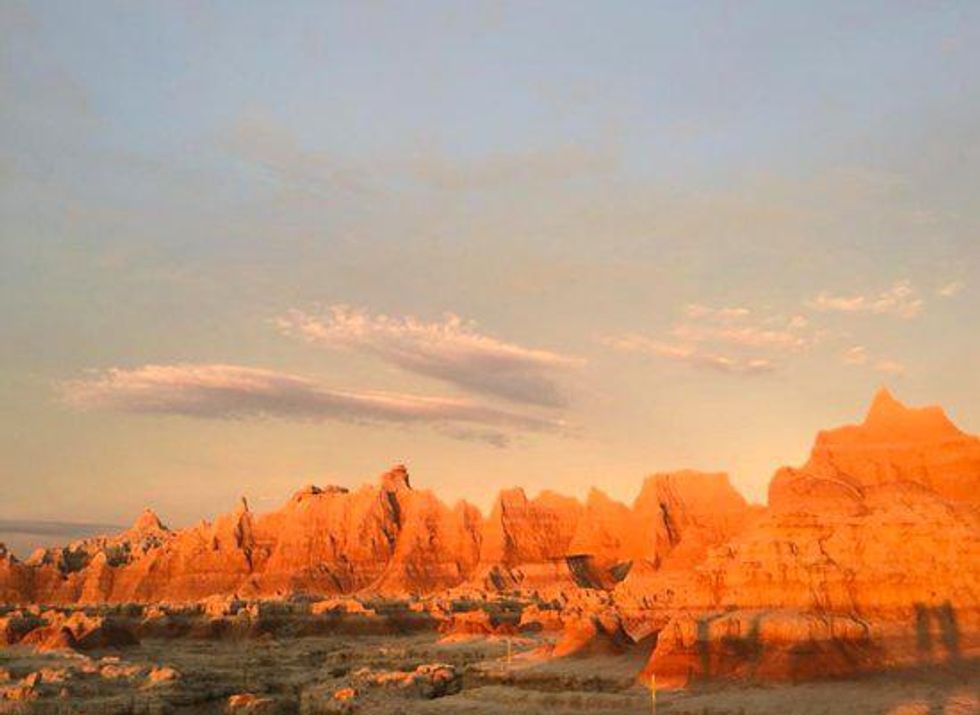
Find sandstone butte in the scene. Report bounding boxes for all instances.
[1,388,978,685]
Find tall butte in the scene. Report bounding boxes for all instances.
[772,387,980,510]
[642,388,980,686]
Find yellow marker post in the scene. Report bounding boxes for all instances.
[650,673,657,714]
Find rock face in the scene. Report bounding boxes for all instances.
[0,463,748,604]
[0,545,33,604]
[372,488,483,596]
[246,467,411,595]
[612,471,758,608]
[643,609,881,686]
[642,390,980,685]
[632,470,755,571]
[471,488,585,592]
[3,610,139,654]
[771,388,980,511]
[468,471,753,594]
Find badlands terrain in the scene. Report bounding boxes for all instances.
[0,389,978,714]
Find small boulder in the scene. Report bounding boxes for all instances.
[18,625,79,652]
[146,666,181,685]
[333,687,357,701]
[352,663,461,699]
[99,662,144,680]
[226,692,278,713]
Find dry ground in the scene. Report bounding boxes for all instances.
[1,632,977,714]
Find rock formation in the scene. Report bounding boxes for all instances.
[1,388,977,690]
[0,460,752,605]
[470,488,584,592]
[371,486,483,596]
[641,389,980,685]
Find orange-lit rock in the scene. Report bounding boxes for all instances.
[371,489,482,596]
[633,470,754,571]
[2,389,977,693]
[146,666,181,685]
[18,625,79,652]
[518,603,564,632]
[483,487,581,566]
[551,612,632,658]
[333,686,357,701]
[0,546,38,604]
[641,390,980,684]
[568,488,644,566]
[613,471,756,607]
[1,463,754,604]
[642,609,880,687]
[770,388,980,511]
[226,692,276,712]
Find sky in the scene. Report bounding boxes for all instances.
[2,1,979,556]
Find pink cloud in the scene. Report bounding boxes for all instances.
[808,280,923,319]
[874,359,907,376]
[937,280,964,298]
[61,363,564,436]
[603,302,815,376]
[600,335,775,375]
[841,346,869,365]
[840,347,906,377]
[277,306,584,407]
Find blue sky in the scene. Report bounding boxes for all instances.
[1,1,978,555]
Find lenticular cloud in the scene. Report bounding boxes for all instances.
[277,306,584,408]
[61,363,564,434]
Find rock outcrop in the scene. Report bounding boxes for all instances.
[470,488,584,592]
[0,456,756,605]
[770,388,980,511]
[641,389,980,685]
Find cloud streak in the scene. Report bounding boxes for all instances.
[601,335,775,375]
[840,346,906,376]
[677,305,815,351]
[874,359,906,376]
[937,280,964,298]
[671,323,813,352]
[61,363,564,436]
[842,345,869,365]
[808,280,923,319]
[277,306,584,407]
[602,303,816,376]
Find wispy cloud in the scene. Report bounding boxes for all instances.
[671,323,812,352]
[675,304,817,352]
[874,359,906,376]
[683,304,752,322]
[840,346,905,376]
[602,303,815,376]
[601,335,775,375]
[277,306,584,407]
[936,280,964,298]
[842,345,869,365]
[61,363,564,436]
[808,280,923,319]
